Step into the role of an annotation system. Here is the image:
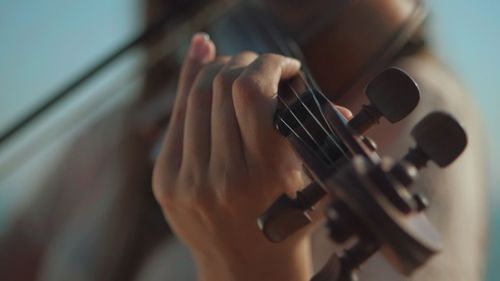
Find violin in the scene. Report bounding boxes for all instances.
[105,0,469,279]
[200,1,468,280]
[0,1,471,280]
[258,68,467,280]
[132,1,467,279]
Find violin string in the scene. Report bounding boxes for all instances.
[272,30,339,140]
[276,95,336,166]
[276,115,330,166]
[275,114,330,168]
[264,21,351,162]
[290,77,336,139]
[298,75,350,160]
[302,75,337,135]
[285,82,350,161]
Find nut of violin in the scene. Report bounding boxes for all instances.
[366,67,420,123]
[411,112,468,167]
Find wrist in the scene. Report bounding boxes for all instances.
[193,237,312,281]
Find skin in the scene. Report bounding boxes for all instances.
[152,33,352,281]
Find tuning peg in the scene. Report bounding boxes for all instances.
[258,182,326,243]
[409,111,467,167]
[391,112,467,186]
[257,194,312,243]
[348,68,420,134]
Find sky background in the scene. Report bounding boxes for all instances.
[0,0,498,279]
[428,2,500,279]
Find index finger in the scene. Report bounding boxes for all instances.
[232,54,301,161]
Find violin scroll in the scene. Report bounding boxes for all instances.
[258,66,469,280]
[258,68,421,243]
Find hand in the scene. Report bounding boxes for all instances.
[152,33,351,281]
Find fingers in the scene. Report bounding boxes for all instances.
[211,52,259,171]
[178,33,216,99]
[160,33,215,172]
[182,58,229,169]
[160,41,349,184]
[232,54,301,161]
[334,105,353,120]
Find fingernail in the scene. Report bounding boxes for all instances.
[189,32,211,60]
[337,106,353,120]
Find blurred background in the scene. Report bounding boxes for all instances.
[429,2,500,280]
[0,0,498,280]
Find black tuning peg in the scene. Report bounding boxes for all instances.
[348,68,420,134]
[391,111,467,186]
[408,111,468,167]
[258,182,326,243]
